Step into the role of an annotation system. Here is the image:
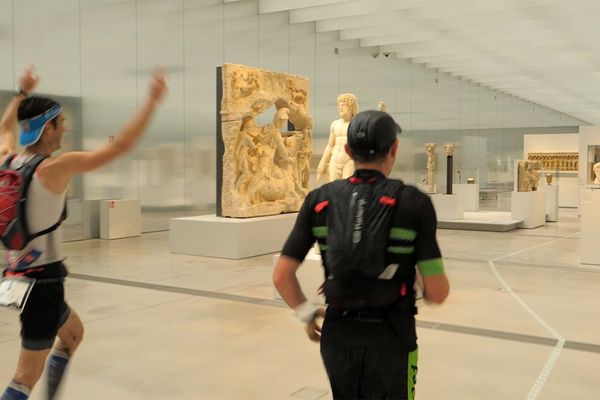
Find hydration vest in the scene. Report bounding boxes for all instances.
[312,173,416,312]
[0,154,65,251]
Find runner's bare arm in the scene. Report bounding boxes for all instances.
[0,66,38,158]
[39,70,167,178]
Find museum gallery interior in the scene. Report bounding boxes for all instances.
[0,1,599,399]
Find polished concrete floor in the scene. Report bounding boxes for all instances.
[1,208,599,399]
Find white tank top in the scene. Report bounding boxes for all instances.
[6,155,66,270]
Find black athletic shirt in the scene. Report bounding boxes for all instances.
[282,169,444,348]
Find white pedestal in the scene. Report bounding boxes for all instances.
[273,248,324,301]
[64,199,82,226]
[511,191,545,229]
[100,199,141,239]
[580,188,600,265]
[170,213,297,259]
[453,184,479,212]
[431,193,464,220]
[542,185,559,222]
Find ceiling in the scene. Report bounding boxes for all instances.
[256,0,600,124]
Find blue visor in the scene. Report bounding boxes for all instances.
[19,105,62,147]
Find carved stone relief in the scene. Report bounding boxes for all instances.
[220,64,312,218]
[527,152,578,171]
[518,160,542,192]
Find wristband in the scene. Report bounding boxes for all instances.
[293,301,321,324]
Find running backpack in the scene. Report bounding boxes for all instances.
[0,154,62,250]
[314,177,413,310]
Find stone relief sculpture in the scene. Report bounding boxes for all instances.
[220,64,312,218]
[316,93,358,183]
[527,152,578,171]
[443,144,455,195]
[594,162,600,184]
[517,160,542,192]
[425,143,437,193]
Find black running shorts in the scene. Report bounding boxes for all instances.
[20,280,70,350]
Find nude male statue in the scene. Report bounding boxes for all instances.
[316,93,358,183]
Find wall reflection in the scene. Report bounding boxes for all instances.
[0,0,586,241]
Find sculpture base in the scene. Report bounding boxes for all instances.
[437,211,521,232]
[169,213,297,259]
[581,188,600,265]
[453,183,479,212]
[511,191,545,229]
[100,199,141,239]
[273,249,324,301]
[431,193,464,220]
[542,185,559,222]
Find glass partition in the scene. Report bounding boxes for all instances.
[0,0,588,240]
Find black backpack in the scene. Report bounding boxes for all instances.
[315,178,412,310]
[0,154,64,250]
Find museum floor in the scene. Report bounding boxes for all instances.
[1,207,599,400]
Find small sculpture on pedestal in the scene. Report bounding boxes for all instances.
[518,160,542,192]
[377,101,387,112]
[425,143,437,193]
[443,144,455,195]
[545,173,553,185]
[594,162,600,184]
[317,93,358,183]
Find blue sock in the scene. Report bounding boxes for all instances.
[46,350,70,400]
[1,381,30,400]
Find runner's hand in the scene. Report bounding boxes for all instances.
[305,307,325,342]
[149,69,168,104]
[19,65,38,94]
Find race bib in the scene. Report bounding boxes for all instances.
[0,277,34,311]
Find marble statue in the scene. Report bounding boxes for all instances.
[316,93,358,183]
[594,162,600,184]
[425,143,437,193]
[377,101,387,112]
[517,160,542,192]
[220,63,312,218]
[443,144,455,195]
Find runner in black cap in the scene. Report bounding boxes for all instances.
[274,110,449,400]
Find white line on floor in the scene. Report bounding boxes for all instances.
[488,232,579,400]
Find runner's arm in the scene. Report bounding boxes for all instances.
[414,196,449,304]
[0,66,38,156]
[273,192,318,309]
[39,70,167,177]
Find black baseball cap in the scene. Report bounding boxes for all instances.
[347,110,401,155]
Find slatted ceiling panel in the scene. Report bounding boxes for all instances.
[259,0,600,123]
[258,0,350,14]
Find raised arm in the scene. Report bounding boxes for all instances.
[40,70,167,179]
[0,66,38,157]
